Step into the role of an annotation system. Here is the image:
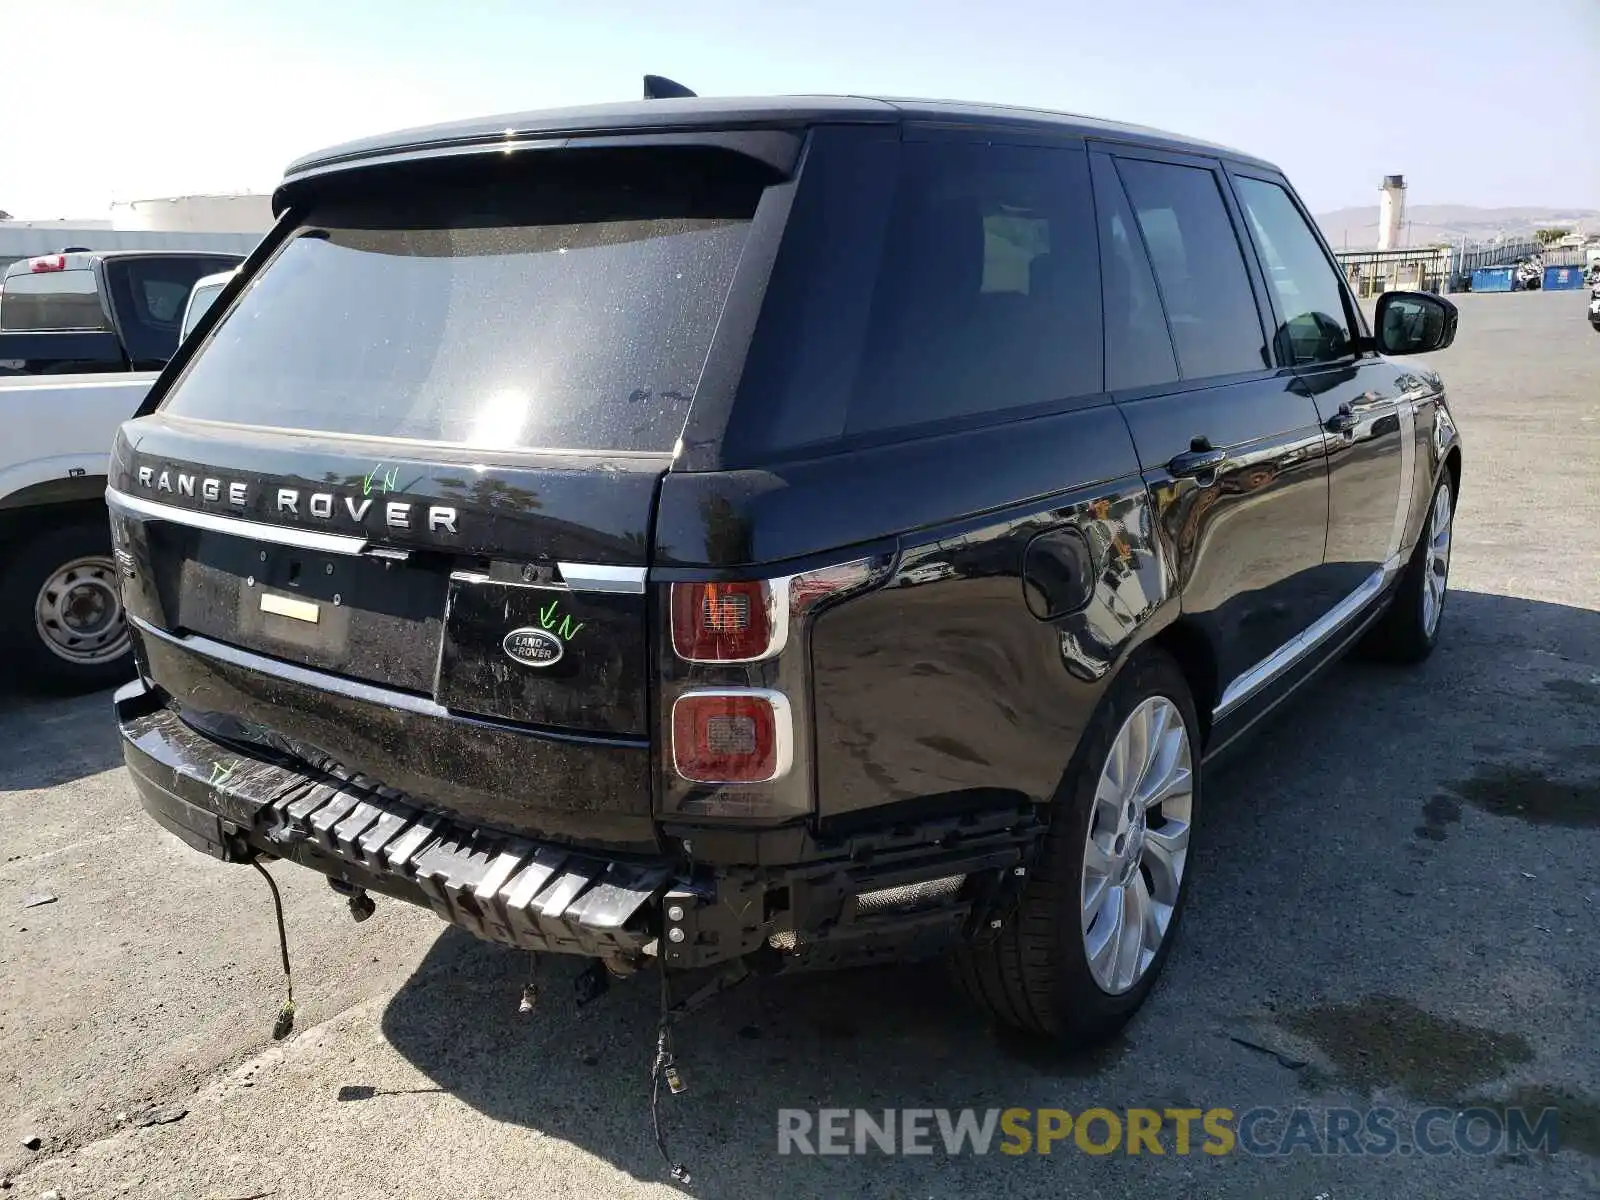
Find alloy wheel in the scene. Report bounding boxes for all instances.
[1080,696,1193,995]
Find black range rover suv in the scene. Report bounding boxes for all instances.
[110,92,1461,1044]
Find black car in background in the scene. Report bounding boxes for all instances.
[0,250,243,375]
[108,92,1461,1046]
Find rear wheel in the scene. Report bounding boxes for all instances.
[0,520,133,693]
[951,647,1199,1043]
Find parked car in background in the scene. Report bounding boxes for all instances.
[179,269,237,342]
[111,91,1462,1050]
[0,263,244,690]
[0,250,242,376]
[0,370,155,689]
[1588,282,1600,332]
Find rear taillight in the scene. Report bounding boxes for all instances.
[659,554,892,814]
[671,689,792,784]
[670,580,787,662]
[29,255,66,273]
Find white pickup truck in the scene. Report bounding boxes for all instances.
[0,261,242,691]
[0,371,157,689]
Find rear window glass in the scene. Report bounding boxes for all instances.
[162,154,762,453]
[0,269,106,331]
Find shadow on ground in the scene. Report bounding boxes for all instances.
[0,686,123,790]
[373,589,1600,1191]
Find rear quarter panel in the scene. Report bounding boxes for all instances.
[749,404,1173,828]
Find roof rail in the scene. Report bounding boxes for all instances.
[643,75,696,100]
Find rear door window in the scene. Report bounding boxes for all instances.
[162,153,763,453]
[0,269,106,331]
[1114,159,1268,380]
[1091,156,1178,390]
[845,140,1103,437]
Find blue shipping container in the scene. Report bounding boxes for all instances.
[1543,265,1585,291]
[1471,267,1516,292]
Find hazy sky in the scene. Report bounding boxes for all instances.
[1,0,1595,218]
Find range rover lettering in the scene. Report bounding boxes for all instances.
[110,88,1462,1059]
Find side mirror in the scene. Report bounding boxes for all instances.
[1375,291,1458,356]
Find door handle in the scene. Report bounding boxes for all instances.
[1168,442,1229,481]
[1325,404,1357,435]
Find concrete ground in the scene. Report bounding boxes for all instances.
[2,290,1597,1199]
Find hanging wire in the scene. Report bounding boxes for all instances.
[249,858,296,1040]
[650,962,691,1184]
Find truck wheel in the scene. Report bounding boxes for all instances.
[1361,475,1453,665]
[951,646,1200,1044]
[0,521,133,693]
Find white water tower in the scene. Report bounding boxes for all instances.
[1377,174,1406,251]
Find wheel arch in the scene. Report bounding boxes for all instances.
[0,494,109,550]
[1442,445,1462,504]
[1145,618,1220,748]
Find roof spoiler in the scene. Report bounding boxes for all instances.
[643,75,696,100]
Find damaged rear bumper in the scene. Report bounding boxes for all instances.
[115,677,1042,972]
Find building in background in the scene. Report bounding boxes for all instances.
[110,193,273,234]
[0,194,271,273]
[1377,174,1406,251]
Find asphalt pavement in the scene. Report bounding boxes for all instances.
[1,289,1596,1199]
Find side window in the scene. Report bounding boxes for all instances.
[181,281,227,340]
[1232,176,1353,366]
[1114,159,1268,380]
[1091,156,1178,390]
[722,126,899,461]
[108,257,238,365]
[846,140,1103,437]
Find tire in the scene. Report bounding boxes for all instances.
[950,646,1200,1044]
[1362,474,1454,665]
[0,519,134,694]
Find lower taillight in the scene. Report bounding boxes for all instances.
[671,689,793,784]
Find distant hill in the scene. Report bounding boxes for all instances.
[1314,205,1600,250]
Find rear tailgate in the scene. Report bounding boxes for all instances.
[109,144,776,848]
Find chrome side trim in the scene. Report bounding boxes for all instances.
[557,562,647,594]
[1385,397,1418,563]
[105,487,368,556]
[0,374,155,392]
[1214,566,1392,719]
